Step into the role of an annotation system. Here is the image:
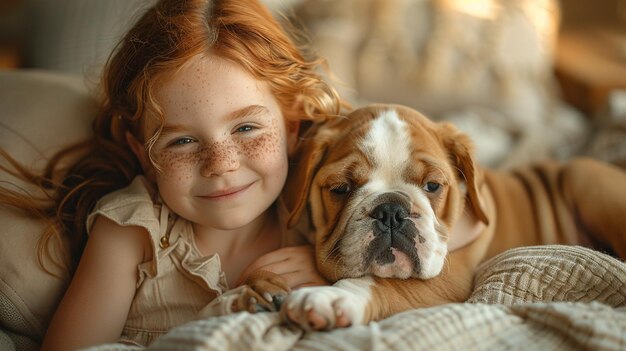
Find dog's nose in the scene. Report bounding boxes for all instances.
[371,203,408,229]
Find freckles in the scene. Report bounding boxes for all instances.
[197,139,238,167]
[155,121,285,179]
[240,122,283,160]
[157,151,197,181]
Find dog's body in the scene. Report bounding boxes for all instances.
[241,104,626,330]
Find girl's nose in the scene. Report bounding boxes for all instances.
[199,143,240,177]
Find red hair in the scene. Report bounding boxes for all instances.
[0,0,344,275]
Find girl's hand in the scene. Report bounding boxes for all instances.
[236,245,329,289]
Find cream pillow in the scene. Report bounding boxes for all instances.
[0,70,95,350]
[293,0,587,168]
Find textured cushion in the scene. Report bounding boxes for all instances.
[0,70,95,349]
[470,245,626,305]
[81,245,626,351]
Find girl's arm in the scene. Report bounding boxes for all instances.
[41,216,151,351]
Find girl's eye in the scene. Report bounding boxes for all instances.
[171,137,196,146]
[235,125,257,133]
[423,182,441,193]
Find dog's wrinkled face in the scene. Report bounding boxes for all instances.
[283,104,487,282]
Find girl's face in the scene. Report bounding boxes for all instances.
[147,54,297,231]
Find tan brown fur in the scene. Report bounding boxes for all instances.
[278,104,626,325]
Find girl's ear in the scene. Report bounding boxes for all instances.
[286,121,301,156]
[125,131,156,181]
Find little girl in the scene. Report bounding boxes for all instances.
[0,0,345,349]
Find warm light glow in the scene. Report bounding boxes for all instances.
[523,0,559,40]
[447,0,559,48]
[448,0,498,19]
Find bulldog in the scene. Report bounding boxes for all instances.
[238,104,626,330]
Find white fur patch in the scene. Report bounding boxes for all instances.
[283,277,373,330]
[361,109,411,190]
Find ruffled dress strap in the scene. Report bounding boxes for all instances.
[86,176,232,346]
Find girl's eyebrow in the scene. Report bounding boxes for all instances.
[160,124,187,136]
[159,105,270,136]
[230,105,270,121]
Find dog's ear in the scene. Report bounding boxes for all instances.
[439,122,489,225]
[281,124,335,229]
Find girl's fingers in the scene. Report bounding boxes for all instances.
[278,270,328,289]
[237,256,294,286]
[294,281,328,289]
[237,246,316,285]
[243,258,308,281]
[246,246,314,273]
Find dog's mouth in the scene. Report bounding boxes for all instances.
[361,197,422,278]
[324,190,446,281]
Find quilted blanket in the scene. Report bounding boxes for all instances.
[85,245,626,351]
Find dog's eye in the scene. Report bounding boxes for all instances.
[330,183,351,195]
[423,182,441,193]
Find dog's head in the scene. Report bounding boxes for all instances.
[282,104,488,282]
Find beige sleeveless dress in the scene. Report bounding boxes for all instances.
[86,176,237,346]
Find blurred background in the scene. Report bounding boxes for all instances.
[0,0,625,169]
[1,3,624,350]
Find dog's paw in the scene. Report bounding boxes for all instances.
[232,270,290,313]
[280,282,370,331]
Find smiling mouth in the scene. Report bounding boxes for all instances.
[201,183,255,200]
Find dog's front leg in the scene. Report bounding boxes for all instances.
[366,270,474,321]
[280,250,477,330]
[280,276,472,331]
[280,277,375,330]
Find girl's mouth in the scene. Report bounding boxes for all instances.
[201,182,255,200]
